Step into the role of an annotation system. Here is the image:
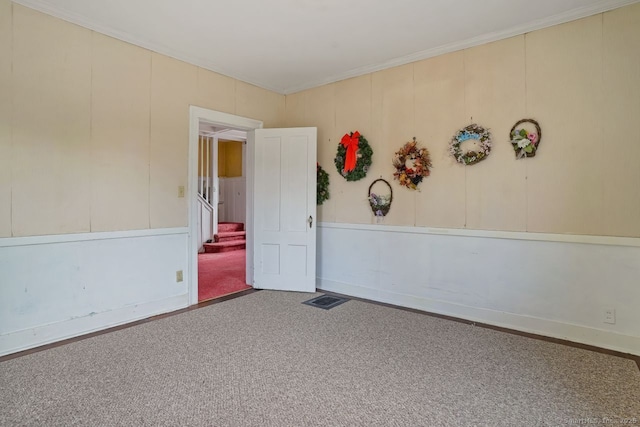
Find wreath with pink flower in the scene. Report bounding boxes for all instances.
[510,119,541,159]
[392,137,432,190]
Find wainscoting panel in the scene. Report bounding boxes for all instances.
[219,177,246,224]
[0,228,189,356]
[317,223,640,355]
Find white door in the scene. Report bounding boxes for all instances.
[250,127,317,292]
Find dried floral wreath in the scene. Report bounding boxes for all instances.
[392,137,432,190]
[449,124,492,165]
[334,131,373,181]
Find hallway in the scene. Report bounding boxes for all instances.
[198,249,251,302]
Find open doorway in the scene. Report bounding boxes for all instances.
[197,125,249,302]
[188,107,263,306]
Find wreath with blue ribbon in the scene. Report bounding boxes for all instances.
[449,124,492,165]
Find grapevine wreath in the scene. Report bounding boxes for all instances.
[510,119,542,159]
[368,178,393,218]
[316,163,330,205]
[392,137,433,190]
[334,131,373,181]
[449,124,492,165]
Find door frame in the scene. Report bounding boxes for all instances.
[188,106,263,305]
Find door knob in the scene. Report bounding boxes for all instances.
[308,215,313,229]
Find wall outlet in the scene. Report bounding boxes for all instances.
[603,308,616,324]
[178,186,185,198]
[176,270,183,282]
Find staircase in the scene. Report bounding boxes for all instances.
[203,222,246,253]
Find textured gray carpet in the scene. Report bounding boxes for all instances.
[1,291,639,426]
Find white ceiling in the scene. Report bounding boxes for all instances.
[13,0,639,94]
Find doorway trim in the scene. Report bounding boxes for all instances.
[188,106,263,305]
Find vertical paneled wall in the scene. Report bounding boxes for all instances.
[602,8,640,237]
[0,1,286,237]
[286,4,640,238]
[11,6,92,236]
[90,33,151,232]
[0,0,12,237]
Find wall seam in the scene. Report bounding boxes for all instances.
[89,30,94,233]
[463,50,468,228]
[370,73,374,226]
[9,2,14,237]
[524,33,528,233]
[233,77,237,115]
[412,63,417,226]
[600,12,606,236]
[148,53,153,230]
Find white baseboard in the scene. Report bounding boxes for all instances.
[318,279,640,357]
[0,294,188,357]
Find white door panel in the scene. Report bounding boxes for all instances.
[251,128,317,292]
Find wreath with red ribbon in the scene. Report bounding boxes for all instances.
[334,131,373,182]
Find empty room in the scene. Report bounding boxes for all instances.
[1,0,639,425]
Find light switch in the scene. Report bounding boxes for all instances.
[178,186,185,198]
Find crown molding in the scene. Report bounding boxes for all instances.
[282,0,640,94]
[11,0,640,95]
[10,0,286,93]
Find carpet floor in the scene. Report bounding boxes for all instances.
[1,291,639,426]
[198,249,251,302]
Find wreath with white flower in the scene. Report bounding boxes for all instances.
[510,119,541,159]
[368,178,393,218]
[392,137,432,190]
[449,124,492,165]
[334,131,373,182]
[317,163,330,205]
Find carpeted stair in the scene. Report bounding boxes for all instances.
[204,222,245,253]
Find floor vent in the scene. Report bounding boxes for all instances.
[303,295,350,310]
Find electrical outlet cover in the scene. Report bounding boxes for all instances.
[604,308,616,324]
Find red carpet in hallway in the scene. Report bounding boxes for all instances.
[198,249,251,302]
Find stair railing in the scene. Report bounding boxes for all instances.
[198,135,216,207]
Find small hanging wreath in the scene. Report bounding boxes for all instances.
[510,119,542,159]
[317,163,330,205]
[449,124,492,165]
[334,131,373,182]
[368,178,393,218]
[393,137,432,190]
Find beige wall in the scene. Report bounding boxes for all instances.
[285,4,640,238]
[0,0,12,237]
[2,2,638,238]
[0,2,285,237]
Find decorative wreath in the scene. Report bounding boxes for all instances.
[317,163,330,205]
[368,178,393,217]
[393,137,432,190]
[449,124,492,165]
[335,131,373,182]
[510,119,541,159]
